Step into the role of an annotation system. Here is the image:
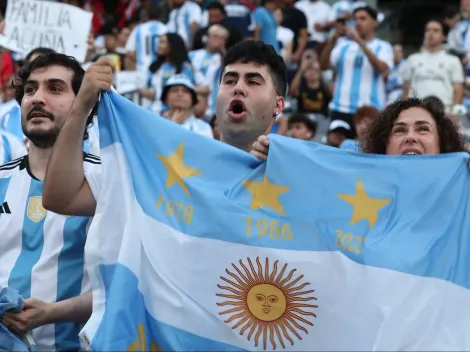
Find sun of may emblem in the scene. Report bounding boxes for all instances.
[216,257,318,350]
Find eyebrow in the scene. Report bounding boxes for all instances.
[393,120,433,127]
[222,71,266,82]
[24,78,69,86]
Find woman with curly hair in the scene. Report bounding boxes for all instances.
[250,97,469,160]
[361,97,468,155]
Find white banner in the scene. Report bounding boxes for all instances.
[0,0,92,63]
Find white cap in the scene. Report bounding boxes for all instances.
[328,120,352,132]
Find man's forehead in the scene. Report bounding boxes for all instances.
[28,65,73,83]
[223,62,269,77]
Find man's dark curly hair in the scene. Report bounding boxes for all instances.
[362,98,467,154]
[220,40,287,97]
[13,53,96,140]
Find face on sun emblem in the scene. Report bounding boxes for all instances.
[247,284,286,321]
[216,257,318,350]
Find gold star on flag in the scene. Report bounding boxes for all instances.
[242,175,290,216]
[156,142,202,198]
[337,179,392,230]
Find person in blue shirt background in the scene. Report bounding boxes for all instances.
[253,0,280,53]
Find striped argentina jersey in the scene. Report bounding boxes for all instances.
[125,20,167,73]
[0,154,101,351]
[330,38,393,114]
[0,130,27,164]
[0,100,24,142]
[167,1,202,47]
[189,49,221,87]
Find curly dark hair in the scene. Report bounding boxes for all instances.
[220,39,287,97]
[362,98,467,154]
[12,53,95,140]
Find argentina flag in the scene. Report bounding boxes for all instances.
[81,90,470,351]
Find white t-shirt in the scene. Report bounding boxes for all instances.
[277,26,294,59]
[294,0,331,43]
[401,50,465,111]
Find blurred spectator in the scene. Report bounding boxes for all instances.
[294,0,330,52]
[328,0,367,27]
[290,60,331,116]
[462,0,470,19]
[253,0,280,53]
[125,4,167,73]
[340,105,378,151]
[167,0,202,48]
[190,24,227,116]
[91,25,124,71]
[161,74,213,137]
[83,0,107,35]
[386,43,406,104]
[0,50,15,95]
[194,93,209,120]
[320,6,393,129]
[210,116,221,140]
[114,0,140,29]
[403,20,464,112]
[223,0,255,40]
[274,9,294,63]
[280,0,308,64]
[443,5,461,32]
[139,33,194,114]
[288,113,317,141]
[326,119,354,147]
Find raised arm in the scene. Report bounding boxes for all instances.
[42,57,115,216]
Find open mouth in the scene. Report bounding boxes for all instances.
[28,109,52,121]
[401,149,422,155]
[228,99,247,120]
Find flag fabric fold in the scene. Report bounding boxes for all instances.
[81,90,470,351]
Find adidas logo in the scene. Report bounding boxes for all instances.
[0,202,11,214]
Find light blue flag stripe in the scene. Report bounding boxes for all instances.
[93,263,247,351]
[98,91,470,289]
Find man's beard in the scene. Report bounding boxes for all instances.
[22,107,60,149]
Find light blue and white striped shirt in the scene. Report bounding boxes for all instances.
[125,20,168,74]
[189,49,221,116]
[167,1,202,47]
[0,154,102,351]
[330,38,393,114]
[0,130,26,165]
[0,100,24,142]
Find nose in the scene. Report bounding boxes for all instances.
[262,298,270,307]
[404,131,418,144]
[232,81,247,97]
[32,88,46,107]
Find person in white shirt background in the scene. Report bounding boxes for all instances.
[124,4,168,74]
[274,9,294,64]
[189,24,228,117]
[386,43,406,105]
[161,74,214,138]
[294,0,331,51]
[167,0,202,49]
[320,5,393,131]
[402,19,464,113]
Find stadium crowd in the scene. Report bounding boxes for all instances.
[0,0,470,350]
